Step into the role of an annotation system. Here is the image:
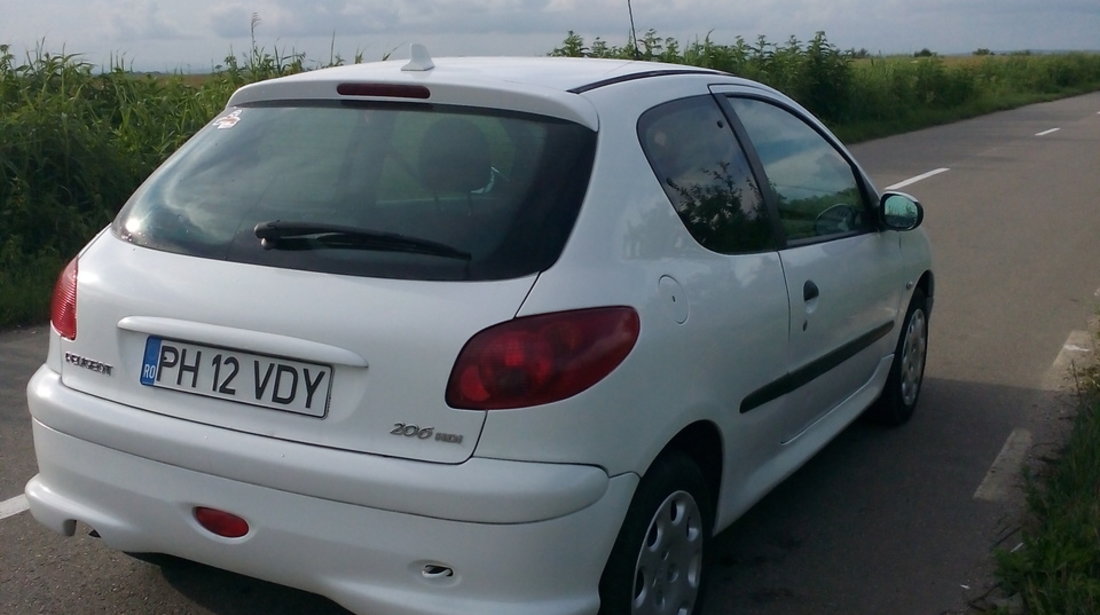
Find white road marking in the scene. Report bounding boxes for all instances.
[885,167,950,190]
[1042,329,1094,391]
[0,494,29,520]
[1035,128,1061,136]
[974,428,1033,501]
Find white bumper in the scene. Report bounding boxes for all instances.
[25,367,637,615]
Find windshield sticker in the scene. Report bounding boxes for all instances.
[214,110,243,130]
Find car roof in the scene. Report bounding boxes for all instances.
[225,54,737,130]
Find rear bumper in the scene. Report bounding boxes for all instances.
[25,367,638,615]
[26,366,608,523]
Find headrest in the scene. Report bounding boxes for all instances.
[419,118,491,194]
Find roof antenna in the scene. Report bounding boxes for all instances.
[402,43,435,72]
[627,0,642,60]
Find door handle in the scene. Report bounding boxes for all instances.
[803,280,819,302]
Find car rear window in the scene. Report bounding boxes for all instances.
[113,101,597,281]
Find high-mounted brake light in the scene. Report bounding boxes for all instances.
[336,83,431,99]
[446,307,640,410]
[50,259,78,340]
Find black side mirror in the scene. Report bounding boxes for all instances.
[880,192,924,231]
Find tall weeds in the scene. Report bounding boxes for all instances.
[551,31,1100,138]
[0,37,309,325]
[1,32,1099,327]
[995,361,1100,614]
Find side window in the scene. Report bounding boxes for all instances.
[727,97,869,242]
[638,96,774,254]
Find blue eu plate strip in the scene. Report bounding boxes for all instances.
[140,337,163,386]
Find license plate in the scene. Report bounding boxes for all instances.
[140,337,332,417]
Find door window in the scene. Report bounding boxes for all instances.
[727,98,869,242]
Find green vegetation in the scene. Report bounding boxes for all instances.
[550,30,1100,141]
[994,358,1100,614]
[0,40,313,326]
[3,31,1100,328]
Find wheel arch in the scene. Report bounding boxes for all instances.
[650,420,723,522]
[916,270,934,315]
[600,425,718,614]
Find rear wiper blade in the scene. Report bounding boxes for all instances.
[253,220,471,261]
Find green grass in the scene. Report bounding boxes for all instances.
[994,359,1100,614]
[2,32,1100,329]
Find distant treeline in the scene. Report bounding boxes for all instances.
[2,33,1100,326]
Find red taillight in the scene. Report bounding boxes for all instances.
[194,507,250,538]
[50,259,78,340]
[446,307,640,410]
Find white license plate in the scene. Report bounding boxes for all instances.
[140,337,332,417]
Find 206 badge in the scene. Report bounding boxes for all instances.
[390,423,464,444]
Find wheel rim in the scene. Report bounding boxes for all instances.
[631,490,704,615]
[900,308,927,407]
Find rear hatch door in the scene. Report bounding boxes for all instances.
[61,236,535,464]
[55,97,596,464]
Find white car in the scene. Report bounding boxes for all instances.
[26,47,932,615]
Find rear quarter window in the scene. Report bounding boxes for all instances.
[637,96,774,254]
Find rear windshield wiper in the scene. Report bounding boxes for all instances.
[254,220,471,261]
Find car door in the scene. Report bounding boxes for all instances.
[636,94,795,461]
[720,92,904,443]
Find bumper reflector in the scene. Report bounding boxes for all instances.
[194,506,250,538]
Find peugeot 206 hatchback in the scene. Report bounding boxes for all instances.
[26,46,932,615]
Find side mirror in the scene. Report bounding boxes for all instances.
[880,192,924,231]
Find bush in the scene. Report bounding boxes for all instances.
[549,31,1100,132]
[0,37,308,326]
[551,31,856,125]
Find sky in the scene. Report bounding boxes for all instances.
[2,0,1099,73]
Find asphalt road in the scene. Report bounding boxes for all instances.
[3,91,1100,614]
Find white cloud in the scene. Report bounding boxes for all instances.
[103,1,188,40]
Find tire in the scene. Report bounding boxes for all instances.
[599,452,713,615]
[866,288,929,426]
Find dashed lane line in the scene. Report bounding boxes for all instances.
[1035,128,1061,137]
[885,167,950,191]
[0,494,29,520]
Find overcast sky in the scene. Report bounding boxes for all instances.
[3,0,1099,72]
